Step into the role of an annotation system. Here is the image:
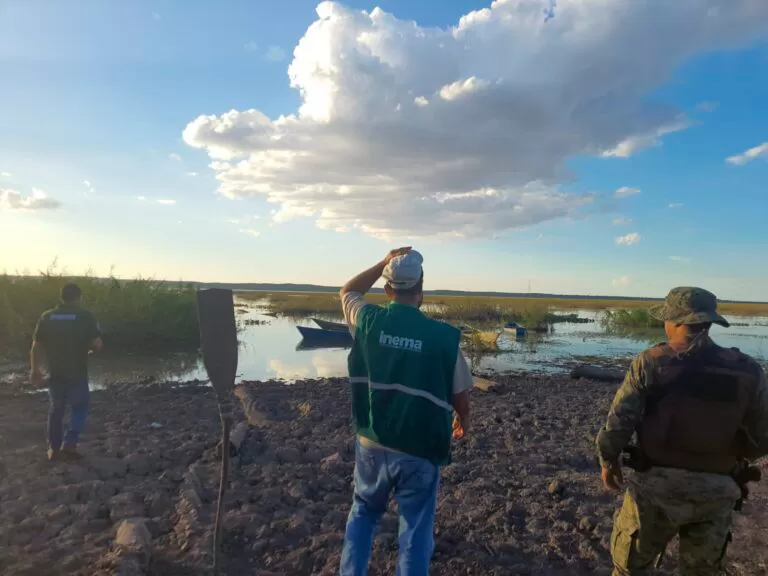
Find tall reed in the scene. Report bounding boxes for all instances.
[0,269,200,352]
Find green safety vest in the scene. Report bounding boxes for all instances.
[347,302,461,466]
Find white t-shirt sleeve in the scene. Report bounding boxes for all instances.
[341,291,366,331]
[453,350,473,394]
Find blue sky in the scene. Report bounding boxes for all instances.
[1,0,767,300]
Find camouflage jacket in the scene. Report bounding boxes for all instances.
[595,335,768,470]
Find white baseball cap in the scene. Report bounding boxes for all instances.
[383,250,423,290]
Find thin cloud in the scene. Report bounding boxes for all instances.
[183,1,768,240]
[169,153,182,162]
[244,41,259,52]
[612,275,631,287]
[265,45,286,62]
[137,196,177,205]
[726,142,768,166]
[0,172,11,178]
[228,215,261,225]
[152,12,161,21]
[1,188,61,211]
[239,229,261,237]
[612,217,632,226]
[614,187,641,199]
[669,256,691,263]
[186,172,199,177]
[83,180,95,195]
[668,202,684,209]
[602,118,691,158]
[616,232,641,246]
[695,101,719,113]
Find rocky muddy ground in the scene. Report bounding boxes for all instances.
[0,374,765,575]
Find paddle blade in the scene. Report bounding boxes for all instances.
[196,288,238,394]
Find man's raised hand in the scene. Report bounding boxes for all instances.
[384,247,412,265]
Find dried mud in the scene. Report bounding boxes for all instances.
[0,374,765,575]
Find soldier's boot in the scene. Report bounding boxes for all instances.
[60,444,84,461]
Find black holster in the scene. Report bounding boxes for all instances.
[731,459,762,511]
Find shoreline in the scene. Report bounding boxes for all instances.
[0,375,766,575]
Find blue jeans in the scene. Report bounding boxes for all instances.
[340,439,440,576]
[47,378,90,450]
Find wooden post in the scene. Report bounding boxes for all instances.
[213,415,231,572]
[196,288,238,575]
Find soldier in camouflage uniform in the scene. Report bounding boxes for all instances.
[596,287,768,575]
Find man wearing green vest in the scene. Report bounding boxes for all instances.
[339,247,473,575]
[30,283,103,461]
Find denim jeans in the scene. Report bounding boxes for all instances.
[47,378,90,450]
[340,439,440,576]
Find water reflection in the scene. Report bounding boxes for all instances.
[78,304,768,386]
[88,350,199,388]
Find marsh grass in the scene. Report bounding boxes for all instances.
[240,290,767,323]
[245,292,556,325]
[600,309,664,335]
[0,267,200,352]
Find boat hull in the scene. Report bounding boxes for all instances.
[297,325,353,344]
[311,318,349,331]
[503,326,528,337]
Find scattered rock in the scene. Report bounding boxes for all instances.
[114,518,152,575]
[0,376,766,575]
[579,516,597,532]
[548,479,566,496]
[110,492,146,522]
[144,491,173,518]
[275,447,302,464]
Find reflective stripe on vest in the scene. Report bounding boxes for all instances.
[349,377,453,412]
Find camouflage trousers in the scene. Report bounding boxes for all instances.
[610,482,736,575]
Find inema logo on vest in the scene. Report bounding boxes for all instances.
[378,331,423,352]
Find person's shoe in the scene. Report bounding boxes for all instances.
[60,445,84,461]
[47,448,62,461]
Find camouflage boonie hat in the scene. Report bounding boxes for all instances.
[649,286,729,327]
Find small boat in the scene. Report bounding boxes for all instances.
[296,325,353,344]
[311,318,348,331]
[503,321,527,337]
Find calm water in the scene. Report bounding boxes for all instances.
[72,301,768,388]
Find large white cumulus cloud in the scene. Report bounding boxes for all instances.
[183,0,768,239]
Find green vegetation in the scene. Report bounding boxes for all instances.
[600,308,664,331]
[238,290,768,317]
[431,297,550,325]
[242,291,556,325]
[247,290,768,357]
[240,290,768,323]
[0,270,200,353]
[238,291,366,316]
